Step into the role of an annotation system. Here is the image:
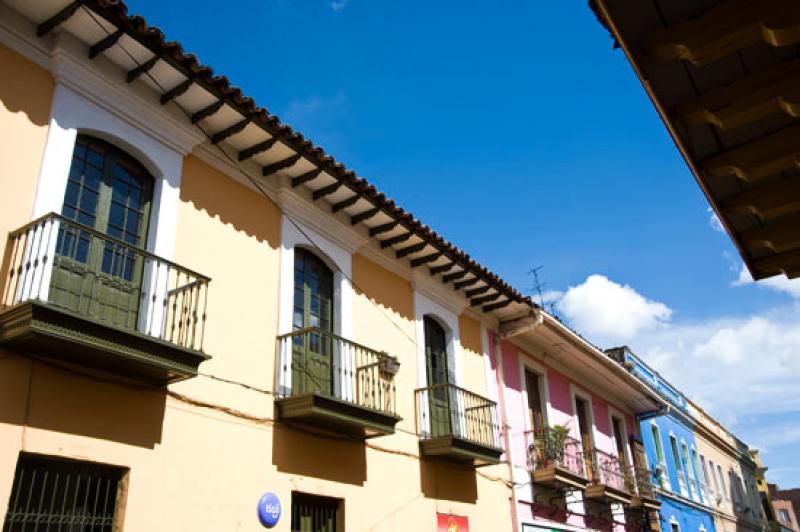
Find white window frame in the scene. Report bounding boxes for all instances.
[570,386,597,453]
[608,407,633,467]
[650,422,671,491]
[681,440,698,501]
[519,356,552,434]
[669,434,688,497]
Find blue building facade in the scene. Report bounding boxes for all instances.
[607,347,717,532]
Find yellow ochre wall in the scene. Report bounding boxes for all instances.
[1,143,512,530]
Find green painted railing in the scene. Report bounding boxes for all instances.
[414,383,500,449]
[2,213,210,352]
[277,327,399,415]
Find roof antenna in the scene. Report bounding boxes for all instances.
[528,266,558,316]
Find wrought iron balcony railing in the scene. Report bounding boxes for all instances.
[2,213,209,352]
[526,427,586,479]
[415,383,500,450]
[276,327,399,416]
[589,449,632,493]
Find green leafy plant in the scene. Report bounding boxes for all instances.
[534,425,570,465]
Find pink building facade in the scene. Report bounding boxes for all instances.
[488,314,663,532]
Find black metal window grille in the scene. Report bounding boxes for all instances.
[291,493,339,532]
[3,453,125,532]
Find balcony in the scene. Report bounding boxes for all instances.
[630,466,661,510]
[527,427,589,490]
[0,213,210,384]
[585,449,633,505]
[275,327,401,439]
[415,384,502,467]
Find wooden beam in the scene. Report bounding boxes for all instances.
[442,270,467,283]
[369,221,398,237]
[331,194,360,212]
[410,252,442,268]
[37,1,82,37]
[313,182,342,201]
[160,79,193,105]
[471,292,501,306]
[211,119,248,144]
[351,207,380,225]
[741,215,800,253]
[430,263,454,275]
[238,137,279,161]
[89,29,123,59]
[676,59,800,131]
[262,154,302,177]
[483,299,512,313]
[465,285,490,298]
[291,168,323,188]
[703,122,800,182]
[453,277,479,290]
[644,0,800,66]
[380,232,412,249]
[126,55,159,83]
[191,100,225,124]
[396,241,427,259]
[753,248,800,277]
[723,180,800,220]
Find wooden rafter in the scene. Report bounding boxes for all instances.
[262,154,301,177]
[126,55,159,83]
[740,215,800,253]
[442,270,467,283]
[410,252,442,268]
[380,232,412,249]
[471,292,500,306]
[37,1,82,37]
[331,194,360,213]
[465,285,490,298]
[312,182,342,201]
[703,123,800,181]
[238,137,279,162]
[453,277,479,290]
[89,28,123,58]
[754,248,800,277]
[351,207,380,225]
[160,79,193,105]
[368,221,398,237]
[211,119,248,144]
[676,59,800,130]
[644,0,800,66]
[429,263,454,275]
[484,299,511,312]
[191,100,224,124]
[723,180,800,220]
[291,168,323,188]
[396,242,427,259]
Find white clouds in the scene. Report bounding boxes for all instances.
[538,289,564,304]
[330,0,348,11]
[549,273,800,428]
[734,264,800,299]
[556,274,672,342]
[708,207,726,233]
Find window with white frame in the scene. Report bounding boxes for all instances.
[716,464,728,501]
[670,436,688,496]
[651,424,670,489]
[700,454,712,497]
[681,442,697,500]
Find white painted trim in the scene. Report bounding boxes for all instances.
[481,323,499,403]
[276,215,353,398]
[413,290,462,388]
[570,385,597,451]
[411,269,468,317]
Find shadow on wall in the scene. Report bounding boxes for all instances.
[532,486,570,525]
[179,155,281,248]
[0,355,165,449]
[419,458,478,503]
[271,424,367,486]
[0,44,52,127]
[351,254,414,323]
[583,499,616,532]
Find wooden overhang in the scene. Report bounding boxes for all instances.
[15,0,534,318]
[532,464,590,491]
[591,0,800,280]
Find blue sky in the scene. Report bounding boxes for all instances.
[125,0,800,486]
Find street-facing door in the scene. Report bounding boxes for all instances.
[292,248,334,395]
[575,396,594,479]
[425,316,452,438]
[49,135,152,330]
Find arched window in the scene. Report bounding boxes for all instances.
[50,135,154,329]
[292,248,335,395]
[424,316,452,437]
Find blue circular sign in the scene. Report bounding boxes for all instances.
[257,493,281,528]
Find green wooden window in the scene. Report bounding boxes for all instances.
[3,453,126,531]
[291,249,335,396]
[50,135,154,330]
[424,316,453,438]
[291,493,339,532]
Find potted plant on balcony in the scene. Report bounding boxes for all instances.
[534,425,570,465]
